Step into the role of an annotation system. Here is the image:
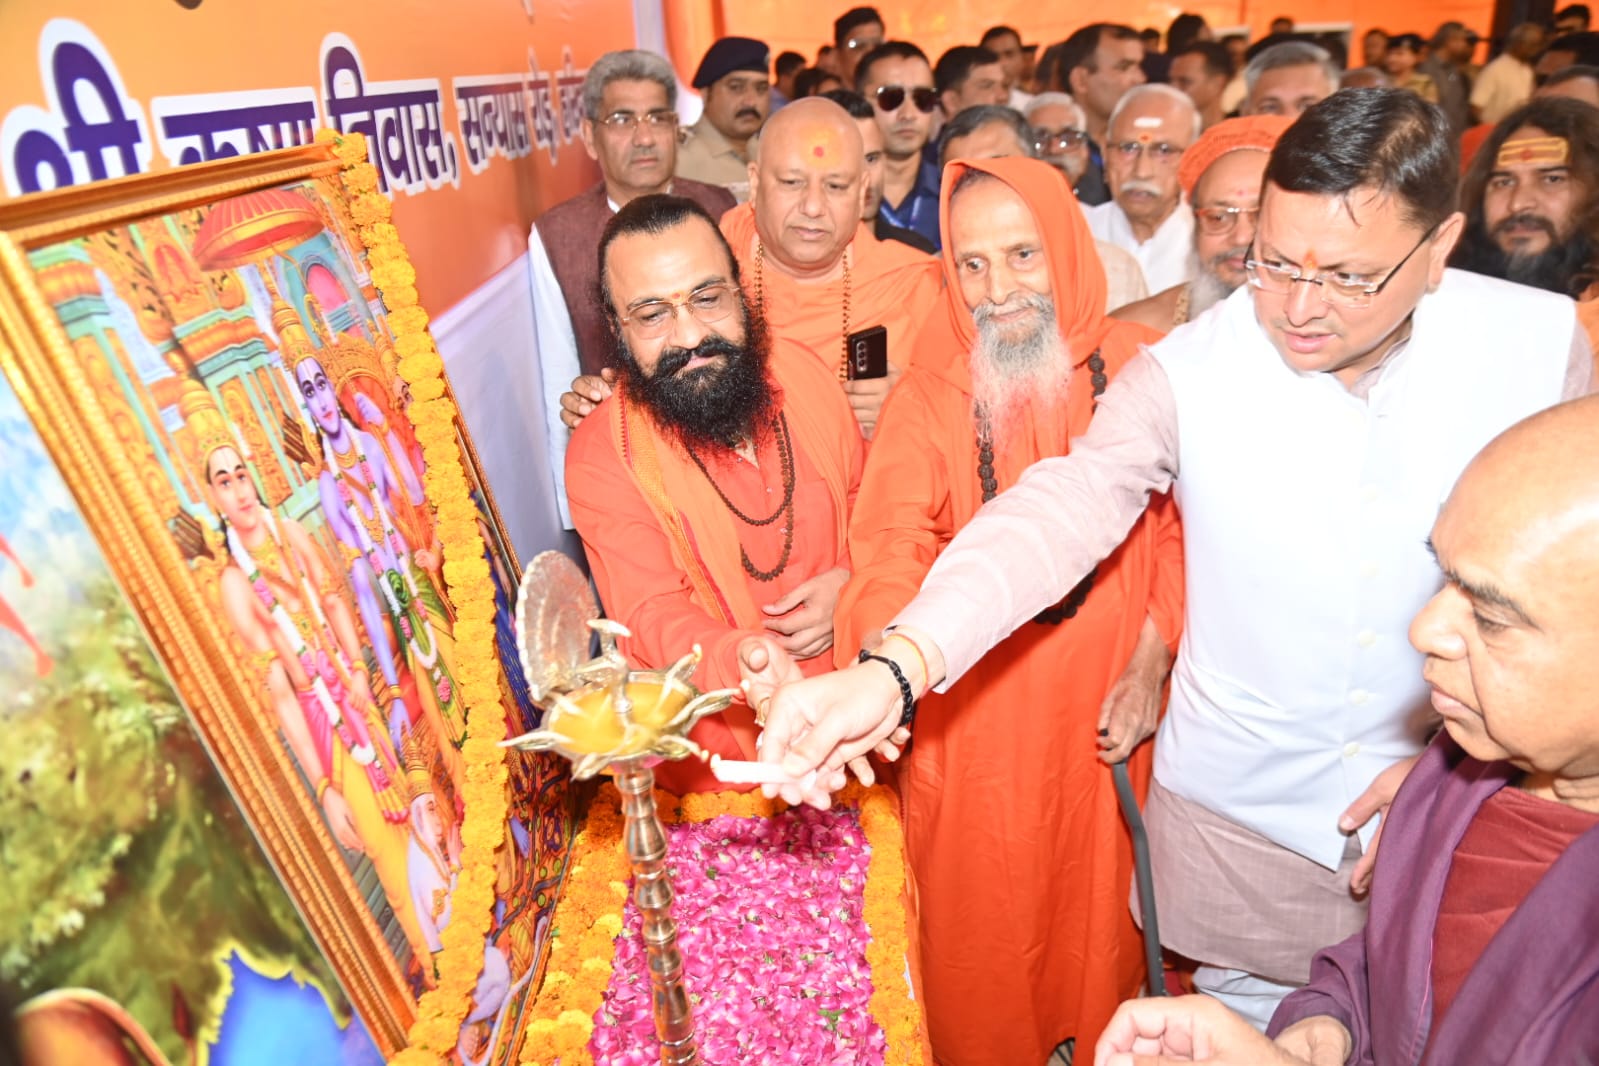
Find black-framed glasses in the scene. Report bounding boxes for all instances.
[598,109,678,132]
[845,34,884,52]
[873,85,939,113]
[1244,226,1437,308]
[1194,204,1261,235]
[617,284,738,339]
[1032,126,1088,154]
[1106,140,1186,167]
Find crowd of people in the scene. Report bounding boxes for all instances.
[525,6,1599,1064]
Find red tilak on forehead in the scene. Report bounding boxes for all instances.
[801,126,843,163]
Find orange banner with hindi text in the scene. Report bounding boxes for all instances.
[0,0,634,314]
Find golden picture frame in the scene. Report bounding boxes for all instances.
[0,144,573,1063]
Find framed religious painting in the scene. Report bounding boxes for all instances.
[0,361,386,1066]
[0,141,574,1064]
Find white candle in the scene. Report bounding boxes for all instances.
[708,755,818,791]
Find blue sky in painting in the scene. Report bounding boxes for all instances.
[210,952,384,1066]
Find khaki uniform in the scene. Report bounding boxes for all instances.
[675,117,752,200]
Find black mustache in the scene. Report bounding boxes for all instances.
[736,108,761,119]
[654,335,742,377]
[1492,212,1557,238]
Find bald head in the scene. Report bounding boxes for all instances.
[750,98,867,276]
[1412,395,1599,788]
[760,96,865,157]
[1451,395,1599,560]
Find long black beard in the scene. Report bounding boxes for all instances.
[613,302,775,451]
[1452,217,1598,299]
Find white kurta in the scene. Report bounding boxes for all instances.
[1086,198,1197,294]
[1153,273,1575,869]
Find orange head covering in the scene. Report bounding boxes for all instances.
[923,156,1151,392]
[1177,115,1294,199]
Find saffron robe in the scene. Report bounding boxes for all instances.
[835,157,1185,1063]
[1269,734,1599,1064]
[566,338,863,794]
[719,203,942,377]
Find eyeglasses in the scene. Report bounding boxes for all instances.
[1032,126,1088,154]
[617,284,738,339]
[845,35,884,52]
[872,85,939,113]
[598,109,678,132]
[1106,140,1186,166]
[1244,226,1436,308]
[1194,205,1261,235]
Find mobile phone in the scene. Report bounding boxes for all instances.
[845,325,888,380]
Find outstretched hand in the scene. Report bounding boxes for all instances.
[751,660,905,807]
[737,638,891,795]
[737,635,806,723]
[1340,752,1420,894]
[1094,995,1323,1066]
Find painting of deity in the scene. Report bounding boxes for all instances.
[0,148,574,1062]
[0,371,384,1066]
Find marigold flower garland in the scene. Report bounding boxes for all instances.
[517,784,925,1065]
[316,129,512,1066]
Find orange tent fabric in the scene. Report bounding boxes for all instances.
[659,0,1495,101]
[719,203,943,377]
[835,157,1185,1063]
[566,335,863,794]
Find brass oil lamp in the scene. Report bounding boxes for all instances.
[503,552,736,1065]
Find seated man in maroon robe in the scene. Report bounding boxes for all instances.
[1094,393,1599,1066]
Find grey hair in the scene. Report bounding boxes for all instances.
[1106,82,1202,140]
[1243,41,1341,95]
[1025,91,1087,130]
[582,49,677,122]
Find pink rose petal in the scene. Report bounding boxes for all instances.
[589,807,887,1065]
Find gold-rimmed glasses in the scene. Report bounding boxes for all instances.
[617,284,738,339]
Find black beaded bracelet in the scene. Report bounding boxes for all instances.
[858,650,917,729]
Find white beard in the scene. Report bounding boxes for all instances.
[1187,267,1237,318]
[969,293,1071,459]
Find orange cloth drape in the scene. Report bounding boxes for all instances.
[719,203,943,376]
[836,157,1185,1063]
[566,336,863,794]
[1578,297,1599,367]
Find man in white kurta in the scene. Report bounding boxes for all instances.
[1085,84,1200,293]
[750,88,1594,1031]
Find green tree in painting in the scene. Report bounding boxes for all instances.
[0,574,349,1063]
